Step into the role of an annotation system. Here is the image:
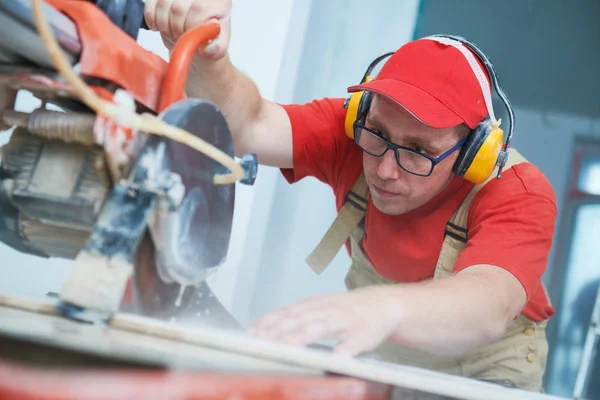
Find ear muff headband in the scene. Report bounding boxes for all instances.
[344,52,394,138]
[425,35,515,183]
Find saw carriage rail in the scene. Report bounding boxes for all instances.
[0,0,257,324]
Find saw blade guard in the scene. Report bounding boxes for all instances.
[136,98,235,286]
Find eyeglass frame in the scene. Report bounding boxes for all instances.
[353,120,468,177]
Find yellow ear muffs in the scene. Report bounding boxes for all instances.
[344,76,376,139]
[453,119,504,184]
[344,91,364,138]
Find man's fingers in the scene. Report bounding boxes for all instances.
[248,293,381,351]
[248,300,356,347]
[168,0,192,39]
[248,305,313,338]
[184,7,226,59]
[143,0,159,31]
[252,309,338,344]
[183,0,211,31]
[155,0,175,37]
[279,312,347,346]
[333,334,376,357]
[144,0,231,60]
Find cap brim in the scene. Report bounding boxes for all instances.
[347,79,463,129]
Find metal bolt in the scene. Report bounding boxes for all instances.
[239,153,258,185]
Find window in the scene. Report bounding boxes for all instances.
[546,137,600,398]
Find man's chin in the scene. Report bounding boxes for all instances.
[371,195,410,216]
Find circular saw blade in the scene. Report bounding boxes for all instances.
[147,98,235,285]
[127,98,239,326]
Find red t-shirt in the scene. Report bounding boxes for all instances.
[280,97,557,322]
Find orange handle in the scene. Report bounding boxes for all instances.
[159,22,221,112]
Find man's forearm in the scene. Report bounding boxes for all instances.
[148,4,295,168]
[185,54,263,156]
[387,267,519,356]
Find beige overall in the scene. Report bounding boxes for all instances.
[306,148,550,392]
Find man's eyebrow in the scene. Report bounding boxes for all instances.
[365,115,384,130]
[366,116,439,151]
[405,135,441,152]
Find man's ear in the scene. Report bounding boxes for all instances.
[456,123,472,140]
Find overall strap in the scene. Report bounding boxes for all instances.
[433,148,529,279]
[449,148,529,229]
[306,173,369,274]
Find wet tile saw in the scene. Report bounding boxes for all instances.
[0,0,258,325]
[0,1,575,399]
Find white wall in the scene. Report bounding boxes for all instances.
[205,0,315,323]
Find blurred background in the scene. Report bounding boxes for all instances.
[0,0,598,398]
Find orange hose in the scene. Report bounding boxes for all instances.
[159,22,220,111]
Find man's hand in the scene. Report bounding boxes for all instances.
[248,286,404,357]
[248,265,526,357]
[143,0,231,60]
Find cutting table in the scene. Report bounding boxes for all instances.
[0,294,574,400]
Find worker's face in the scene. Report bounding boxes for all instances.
[362,95,466,216]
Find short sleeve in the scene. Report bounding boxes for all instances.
[279,97,352,185]
[453,165,558,302]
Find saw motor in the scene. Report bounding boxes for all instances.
[0,110,110,259]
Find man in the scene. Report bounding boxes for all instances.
[144,0,557,391]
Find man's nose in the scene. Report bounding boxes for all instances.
[376,150,401,180]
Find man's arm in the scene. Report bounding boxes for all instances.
[250,189,555,357]
[248,265,525,357]
[385,265,526,355]
[385,183,555,355]
[144,0,294,168]
[185,55,294,168]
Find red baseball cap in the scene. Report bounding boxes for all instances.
[347,37,491,130]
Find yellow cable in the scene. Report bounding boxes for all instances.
[30,0,244,185]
